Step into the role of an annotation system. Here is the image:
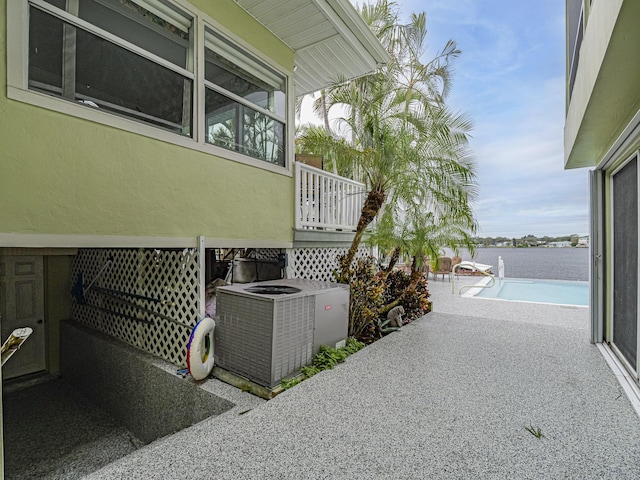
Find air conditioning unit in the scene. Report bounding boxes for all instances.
[215,279,349,388]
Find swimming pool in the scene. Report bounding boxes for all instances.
[464,278,589,306]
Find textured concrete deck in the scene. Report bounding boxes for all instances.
[86,276,640,479]
[3,376,141,479]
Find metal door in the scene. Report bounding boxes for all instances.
[0,256,46,379]
[589,169,604,343]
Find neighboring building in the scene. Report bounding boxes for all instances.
[549,241,571,248]
[565,0,640,397]
[0,0,388,466]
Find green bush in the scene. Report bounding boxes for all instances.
[384,270,430,322]
[343,256,386,339]
[336,256,431,343]
[281,338,365,390]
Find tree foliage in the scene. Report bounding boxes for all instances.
[297,1,478,338]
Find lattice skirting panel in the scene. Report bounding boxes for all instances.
[250,248,282,261]
[71,248,200,367]
[288,246,371,281]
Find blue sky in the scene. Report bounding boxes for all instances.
[301,1,589,238]
[396,0,589,238]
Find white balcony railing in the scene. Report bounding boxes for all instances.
[295,162,365,231]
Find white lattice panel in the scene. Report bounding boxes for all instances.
[71,248,200,367]
[288,246,370,281]
[251,249,282,261]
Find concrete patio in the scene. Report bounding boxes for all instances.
[85,276,640,479]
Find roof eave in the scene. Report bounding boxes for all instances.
[235,0,390,97]
[324,0,390,66]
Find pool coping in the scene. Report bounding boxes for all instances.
[460,276,589,308]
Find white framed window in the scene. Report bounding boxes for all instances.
[28,0,194,135]
[204,29,286,166]
[7,0,290,170]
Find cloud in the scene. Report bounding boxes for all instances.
[465,66,588,237]
[341,1,587,237]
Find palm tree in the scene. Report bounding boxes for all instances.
[367,203,476,314]
[297,0,478,283]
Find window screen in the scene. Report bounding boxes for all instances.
[29,0,193,135]
[612,157,638,370]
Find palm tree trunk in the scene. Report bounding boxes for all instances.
[318,91,339,176]
[320,90,331,134]
[377,255,425,316]
[336,188,386,283]
[378,296,403,316]
[377,246,401,283]
[407,255,424,291]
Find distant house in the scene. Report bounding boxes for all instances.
[549,241,571,248]
[565,1,640,392]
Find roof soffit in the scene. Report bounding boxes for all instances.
[235,0,389,96]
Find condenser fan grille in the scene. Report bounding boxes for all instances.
[244,285,302,295]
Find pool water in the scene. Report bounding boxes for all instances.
[471,278,589,306]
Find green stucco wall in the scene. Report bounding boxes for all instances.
[565,0,640,168]
[0,0,294,244]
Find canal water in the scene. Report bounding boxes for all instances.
[449,247,589,282]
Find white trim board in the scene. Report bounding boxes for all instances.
[0,233,198,249]
[0,233,292,249]
[597,342,640,418]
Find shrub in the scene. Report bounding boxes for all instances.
[384,270,430,322]
[336,255,431,342]
[281,338,365,390]
[346,256,385,339]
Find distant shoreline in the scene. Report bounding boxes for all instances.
[444,247,589,282]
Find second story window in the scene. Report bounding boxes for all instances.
[29,0,194,135]
[12,0,290,169]
[204,30,286,167]
[567,0,584,100]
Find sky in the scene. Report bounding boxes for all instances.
[301,0,590,238]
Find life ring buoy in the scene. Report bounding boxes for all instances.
[187,317,215,380]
